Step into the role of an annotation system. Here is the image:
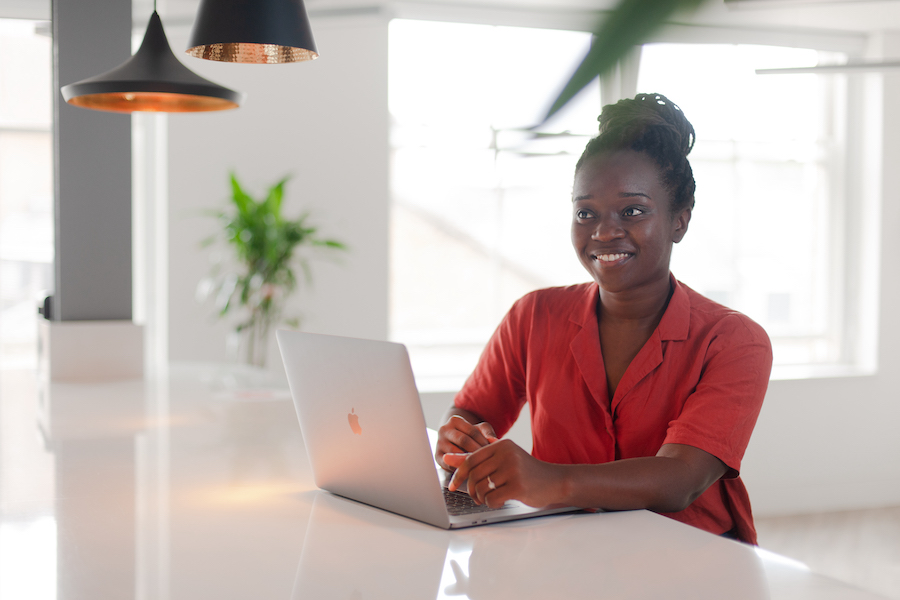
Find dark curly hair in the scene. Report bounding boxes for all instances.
[575,93,696,213]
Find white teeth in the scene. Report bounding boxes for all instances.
[596,253,629,262]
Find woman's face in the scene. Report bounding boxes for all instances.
[571,150,690,296]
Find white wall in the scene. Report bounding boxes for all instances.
[164,12,390,373]
[161,12,900,517]
[738,32,900,517]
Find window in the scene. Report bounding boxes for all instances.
[389,20,858,390]
[389,20,597,391]
[0,19,57,600]
[637,43,849,369]
[0,19,53,368]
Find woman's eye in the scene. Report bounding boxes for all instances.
[623,207,645,217]
[575,209,592,219]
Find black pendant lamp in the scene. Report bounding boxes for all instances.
[186,0,318,64]
[61,11,244,113]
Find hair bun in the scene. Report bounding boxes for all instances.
[598,93,695,159]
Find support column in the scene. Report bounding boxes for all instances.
[46,0,143,380]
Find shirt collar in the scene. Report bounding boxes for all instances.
[572,273,690,342]
[659,273,690,342]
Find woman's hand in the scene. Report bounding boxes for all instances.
[443,439,566,509]
[435,414,498,471]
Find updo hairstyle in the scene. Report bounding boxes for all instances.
[575,93,696,213]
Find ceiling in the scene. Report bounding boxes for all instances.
[2,0,900,37]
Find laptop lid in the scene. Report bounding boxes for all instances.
[276,330,452,528]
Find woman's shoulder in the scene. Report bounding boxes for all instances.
[499,283,597,331]
[515,282,596,312]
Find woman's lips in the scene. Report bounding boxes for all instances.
[592,252,633,263]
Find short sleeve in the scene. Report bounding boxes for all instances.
[662,315,772,477]
[453,295,532,437]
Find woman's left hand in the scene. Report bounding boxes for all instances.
[443,439,566,509]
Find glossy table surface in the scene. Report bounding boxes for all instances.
[0,364,889,599]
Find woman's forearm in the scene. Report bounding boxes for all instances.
[555,451,723,513]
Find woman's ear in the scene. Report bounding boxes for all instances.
[672,207,691,244]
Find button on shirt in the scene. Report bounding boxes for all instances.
[454,275,772,544]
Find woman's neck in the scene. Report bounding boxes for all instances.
[597,276,673,326]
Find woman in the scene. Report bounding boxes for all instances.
[436,93,772,544]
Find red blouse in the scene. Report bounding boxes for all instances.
[454,276,772,544]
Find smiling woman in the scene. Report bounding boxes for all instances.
[437,93,773,545]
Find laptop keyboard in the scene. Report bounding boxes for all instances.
[443,488,508,516]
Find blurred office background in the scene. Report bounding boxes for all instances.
[0,0,898,597]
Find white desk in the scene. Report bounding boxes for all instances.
[0,365,888,599]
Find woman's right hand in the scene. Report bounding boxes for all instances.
[435,413,498,472]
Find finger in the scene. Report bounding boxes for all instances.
[449,451,489,492]
[476,465,517,509]
[436,453,456,472]
[436,436,467,463]
[445,453,472,492]
[471,472,498,505]
[442,429,483,455]
[473,472,508,506]
[442,453,466,468]
[476,422,499,443]
[462,454,500,502]
[447,444,497,493]
[483,475,509,508]
[437,418,483,460]
[449,416,493,448]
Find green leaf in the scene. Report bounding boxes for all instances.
[313,239,347,249]
[229,172,254,217]
[263,177,290,219]
[542,0,707,123]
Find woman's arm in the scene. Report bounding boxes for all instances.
[444,439,728,512]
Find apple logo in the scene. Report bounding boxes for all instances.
[348,408,362,435]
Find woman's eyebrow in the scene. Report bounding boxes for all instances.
[573,191,652,202]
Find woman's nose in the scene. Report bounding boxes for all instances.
[591,215,624,240]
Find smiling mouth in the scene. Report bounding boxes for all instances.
[593,252,633,263]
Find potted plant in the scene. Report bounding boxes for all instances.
[199,172,345,367]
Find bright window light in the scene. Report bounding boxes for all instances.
[389,19,597,391]
[0,19,54,369]
[638,43,848,367]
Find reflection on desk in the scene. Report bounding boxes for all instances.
[294,492,771,600]
[296,491,888,600]
[0,365,888,600]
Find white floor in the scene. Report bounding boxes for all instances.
[756,506,900,599]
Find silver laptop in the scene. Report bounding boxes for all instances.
[276,329,581,528]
